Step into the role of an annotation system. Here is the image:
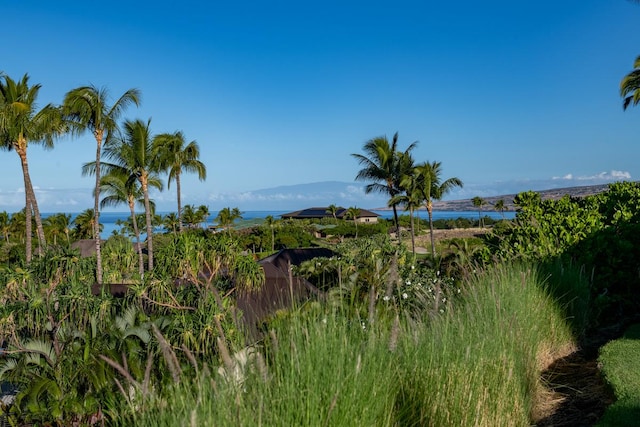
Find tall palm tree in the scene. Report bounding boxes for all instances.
[153,131,206,232]
[415,161,463,256]
[345,206,361,238]
[72,209,100,240]
[392,176,423,255]
[215,207,242,236]
[352,132,417,232]
[472,196,486,228]
[196,204,210,228]
[0,74,67,262]
[391,151,419,252]
[98,170,160,276]
[494,199,506,219]
[181,204,198,229]
[101,118,162,270]
[43,213,71,246]
[264,215,277,252]
[621,55,640,110]
[162,212,180,234]
[63,85,140,285]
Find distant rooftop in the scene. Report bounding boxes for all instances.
[281,207,380,220]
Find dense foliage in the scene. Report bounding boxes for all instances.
[488,181,640,327]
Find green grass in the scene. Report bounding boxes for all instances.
[119,262,579,426]
[597,323,640,426]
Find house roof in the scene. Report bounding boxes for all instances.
[281,207,380,219]
[258,247,336,271]
[236,248,335,339]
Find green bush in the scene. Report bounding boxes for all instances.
[488,182,640,327]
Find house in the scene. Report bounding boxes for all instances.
[280,207,380,223]
[236,247,335,338]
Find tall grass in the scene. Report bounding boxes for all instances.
[396,263,576,425]
[119,263,579,426]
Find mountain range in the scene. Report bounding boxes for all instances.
[235,181,615,212]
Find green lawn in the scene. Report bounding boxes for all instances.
[597,324,640,426]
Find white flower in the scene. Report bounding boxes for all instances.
[322,317,327,324]
[436,270,440,276]
[411,265,415,270]
[383,295,391,302]
[405,280,411,285]
[402,292,408,299]
[442,298,447,303]
[457,288,461,294]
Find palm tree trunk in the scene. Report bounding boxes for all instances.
[24,191,32,263]
[94,133,103,285]
[129,198,144,277]
[17,145,46,261]
[176,171,183,233]
[427,202,436,257]
[392,204,400,235]
[141,176,154,271]
[30,192,46,255]
[409,207,416,255]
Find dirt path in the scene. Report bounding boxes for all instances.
[535,349,614,426]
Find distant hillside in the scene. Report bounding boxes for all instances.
[431,183,612,211]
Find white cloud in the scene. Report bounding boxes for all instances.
[552,170,631,182]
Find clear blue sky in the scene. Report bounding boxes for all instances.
[2,0,640,212]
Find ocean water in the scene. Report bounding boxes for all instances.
[49,209,515,239]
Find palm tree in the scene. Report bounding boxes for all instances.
[162,212,180,234]
[264,215,277,252]
[63,85,140,285]
[392,175,423,255]
[100,118,162,270]
[621,55,640,110]
[390,151,419,253]
[0,211,11,243]
[494,199,506,219]
[352,132,417,231]
[345,206,361,238]
[43,213,71,246]
[153,131,206,232]
[472,196,487,228]
[99,170,160,276]
[196,204,210,228]
[181,204,199,229]
[215,207,242,236]
[0,74,67,262]
[73,209,100,240]
[9,210,27,243]
[415,161,463,256]
[326,204,339,221]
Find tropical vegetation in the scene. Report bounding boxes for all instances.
[0,65,637,426]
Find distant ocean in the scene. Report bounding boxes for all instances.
[45,209,515,239]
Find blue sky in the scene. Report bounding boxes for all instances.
[2,1,640,212]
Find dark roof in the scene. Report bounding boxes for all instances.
[281,207,380,219]
[236,248,336,339]
[70,239,100,258]
[258,247,336,271]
